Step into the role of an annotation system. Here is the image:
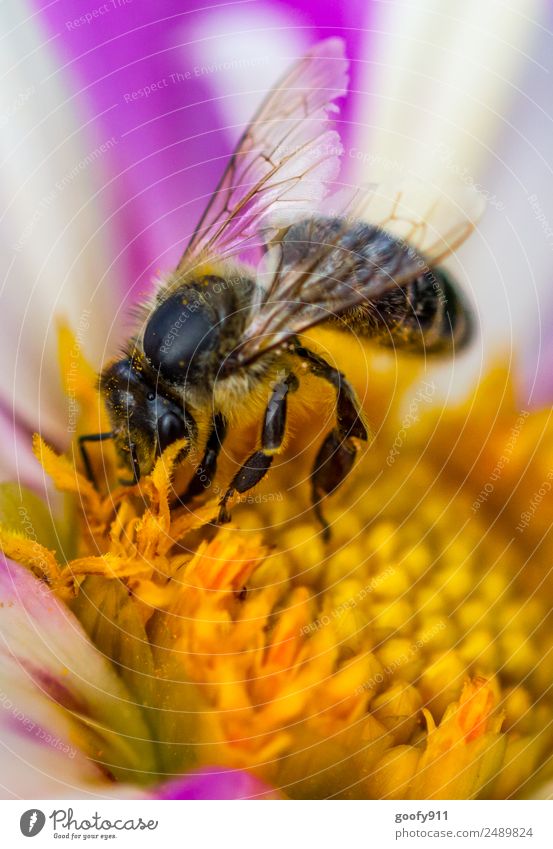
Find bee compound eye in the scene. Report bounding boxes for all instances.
[157,411,187,452]
[143,292,217,380]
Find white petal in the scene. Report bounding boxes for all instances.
[358,0,543,182]
[0,724,147,800]
[0,557,153,798]
[0,0,122,445]
[181,4,309,136]
[355,0,551,399]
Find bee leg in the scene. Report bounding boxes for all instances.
[291,343,368,539]
[311,430,358,541]
[291,343,368,442]
[217,374,297,524]
[217,453,274,524]
[78,431,114,489]
[172,413,227,506]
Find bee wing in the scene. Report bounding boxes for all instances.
[177,38,348,267]
[225,181,484,370]
[352,179,485,264]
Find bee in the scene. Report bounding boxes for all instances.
[80,38,481,535]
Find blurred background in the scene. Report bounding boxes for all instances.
[1,0,553,470]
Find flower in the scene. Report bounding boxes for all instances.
[2,324,553,798]
[2,0,553,801]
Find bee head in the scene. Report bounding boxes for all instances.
[100,356,195,479]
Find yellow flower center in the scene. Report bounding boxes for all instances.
[1,323,552,799]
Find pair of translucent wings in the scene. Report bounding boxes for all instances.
[177,38,483,368]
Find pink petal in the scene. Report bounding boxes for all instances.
[33,0,372,288]
[153,766,279,800]
[0,404,45,491]
[0,557,154,798]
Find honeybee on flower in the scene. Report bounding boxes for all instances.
[0,0,552,804]
[91,39,479,537]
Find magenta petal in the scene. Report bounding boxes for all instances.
[153,767,279,800]
[32,1,373,293]
[0,403,45,491]
[31,1,237,293]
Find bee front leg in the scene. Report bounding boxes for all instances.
[217,374,297,524]
[172,413,227,507]
[78,431,114,489]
